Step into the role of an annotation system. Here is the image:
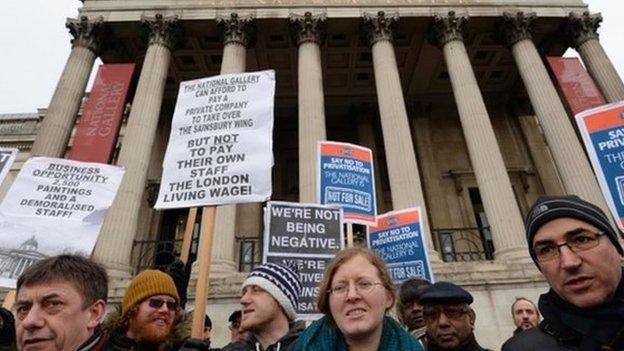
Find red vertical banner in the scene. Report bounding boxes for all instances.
[547,56,605,115]
[68,63,135,163]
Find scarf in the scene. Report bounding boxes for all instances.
[539,272,624,350]
[295,316,424,351]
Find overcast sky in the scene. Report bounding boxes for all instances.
[1,0,622,114]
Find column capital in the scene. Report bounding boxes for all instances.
[362,11,399,46]
[289,12,327,46]
[66,16,104,53]
[217,13,255,48]
[429,11,468,47]
[566,11,602,48]
[501,11,536,46]
[141,13,180,50]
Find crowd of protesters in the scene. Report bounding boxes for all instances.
[1,194,623,350]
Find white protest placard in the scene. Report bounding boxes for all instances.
[0,157,124,288]
[155,70,275,209]
[263,201,344,320]
[0,148,17,185]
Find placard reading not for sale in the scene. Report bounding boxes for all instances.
[576,101,624,231]
[155,70,275,209]
[368,207,433,284]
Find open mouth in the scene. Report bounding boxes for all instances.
[152,317,169,326]
[346,308,367,318]
[564,276,593,291]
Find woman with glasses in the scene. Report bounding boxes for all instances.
[295,247,424,351]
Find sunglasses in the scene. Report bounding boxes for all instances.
[147,298,178,311]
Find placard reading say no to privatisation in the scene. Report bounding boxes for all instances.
[155,70,275,209]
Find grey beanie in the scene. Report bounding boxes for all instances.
[525,195,624,264]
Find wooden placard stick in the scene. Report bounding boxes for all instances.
[2,290,16,309]
[190,205,216,338]
[347,223,354,247]
[180,207,198,265]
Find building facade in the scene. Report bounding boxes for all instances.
[3,0,624,348]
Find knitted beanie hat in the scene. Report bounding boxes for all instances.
[242,263,302,321]
[525,195,624,265]
[122,269,180,317]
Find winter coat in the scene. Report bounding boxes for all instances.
[78,327,110,351]
[502,275,624,351]
[0,307,16,351]
[426,333,490,351]
[220,323,303,351]
[101,306,188,351]
[294,316,424,351]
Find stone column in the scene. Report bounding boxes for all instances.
[363,12,440,262]
[93,14,178,283]
[355,107,385,213]
[566,12,624,102]
[31,16,102,157]
[502,12,610,215]
[210,13,254,275]
[290,12,327,203]
[513,101,565,195]
[431,12,526,260]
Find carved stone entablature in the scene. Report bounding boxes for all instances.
[141,13,180,50]
[501,11,536,46]
[429,11,468,48]
[289,12,327,46]
[362,11,399,46]
[66,16,104,53]
[566,11,602,48]
[217,13,255,48]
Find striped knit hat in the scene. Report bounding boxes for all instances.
[242,263,302,321]
[525,195,624,265]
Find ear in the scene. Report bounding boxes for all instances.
[468,308,476,330]
[384,290,395,311]
[87,300,107,329]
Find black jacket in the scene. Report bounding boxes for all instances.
[502,322,573,351]
[426,333,490,351]
[220,325,302,351]
[502,276,624,351]
[0,307,16,351]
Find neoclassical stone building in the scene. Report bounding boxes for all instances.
[6,0,624,347]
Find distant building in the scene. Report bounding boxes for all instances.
[0,236,47,279]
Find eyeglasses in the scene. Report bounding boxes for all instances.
[147,298,178,311]
[533,230,605,262]
[423,306,469,322]
[329,280,383,296]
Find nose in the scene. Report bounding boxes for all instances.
[19,306,45,331]
[411,302,423,313]
[240,290,251,306]
[559,245,582,270]
[437,312,451,327]
[345,284,361,301]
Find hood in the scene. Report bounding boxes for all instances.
[102,305,189,347]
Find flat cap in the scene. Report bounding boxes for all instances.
[419,282,473,305]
